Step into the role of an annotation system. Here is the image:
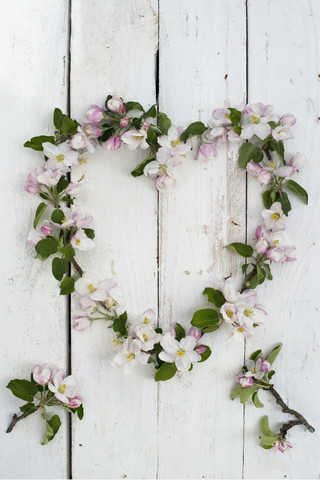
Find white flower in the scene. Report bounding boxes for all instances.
[28,229,45,245]
[48,369,79,404]
[241,103,274,140]
[36,168,62,187]
[42,141,79,170]
[134,325,161,351]
[261,202,286,232]
[127,308,156,332]
[121,128,149,150]
[70,126,97,153]
[159,334,201,372]
[158,126,191,156]
[111,338,150,371]
[75,272,116,301]
[71,229,95,251]
[144,147,183,191]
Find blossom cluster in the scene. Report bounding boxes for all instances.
[6,365,83,444]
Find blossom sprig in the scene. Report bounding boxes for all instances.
[231,345,315,452]
[6,365,83,444]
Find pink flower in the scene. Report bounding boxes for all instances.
[274,439,293,453]
[119,115,129,127]
[288,153,306,173]
[48,370,79,405]
[104,136,121,151]
[121,128,149,150]
[241,103,274,140]
[70,127,97,153]
[188,327,202,341]
[107,96,126,114]
[196,143,217,162]
[36,168,63,187]
[32,364,52,385]
[236,374,254,388]
[195,345,206,354]
[262,202,286,232]
[73,315,91,331]
[211,108,232,126]
[246,161,271,184]
[83,123,102,138]
[280,114,296,127]
[85,105,104,123]
[25,184,39,194]
[40,224,53,236]
[28,229,45,245]
[66,182,81,196]
[69,396,83,408]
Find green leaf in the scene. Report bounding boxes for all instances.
[53,108,64,129]
[19,402,36,414]
[59,245,75,262]
[175,323,186,341]
[266,343,282,365]
[61,116,79,135]
[41,415,61,445]
[260,415,273,436]
[191,309,219,329]
[125,101,144,112]
[76,404,84,420]
[286,179,308,205]
[142,104,157,119]
[83,228,95,239]
[56,176,69,194]
[262,190,273,209]
[202,324,221,333]
[199,346,212,363]
[252,390,264,408]
[6,379,38,402]
[51,209,65,224]
[131,155,156,177]
[113,312,127,336]
[228,108,242,126]
[249,349,262,362]
[231,384,245,400]
[242,263,249,274]
[256,264,266,284]
[146,129,158,149]
[248,274,259,289]
[261,435,277,446]
[279,191,291,216]
[52,257,69,281]
[203,288,226,308]
[33,202,48,229]
[155,363,177,382]
[264,263,273,280]
[239,385,259,404]
[226,242,253,258]
[261,443,274,450]
[157,112,171,135]
[60,277,75,295]
[180,121,207,142]
[24,135,55,151]
[238,142,263,168]
[35,238,58,259]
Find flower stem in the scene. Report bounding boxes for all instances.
[6,411,36,433]
[240,264,257,292]
[71,258,83,276]
[268,386,315,435]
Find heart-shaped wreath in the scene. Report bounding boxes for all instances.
[6,96,314,451]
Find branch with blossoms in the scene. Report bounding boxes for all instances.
[6,365,83,444]
[231,344,315,452]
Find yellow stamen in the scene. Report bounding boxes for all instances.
[269,161,275,168]
[143,317,151,324]
[272,213,280,220]
[160,166,167,175]
[79,157,87,165]
[75,239,81,246]
[244,308,254,318]
[142,334,148,341]
[135,135,143,140]
[171,139,181,146]
[176,348,185,357]
[59,384,66,393]
[113,339,120,347]
[56,154,64,163]
[126,353,135,362]
[88,283,96,293]
[61,217,67,224]
[226,310,233,318]
[250,114,260,124]
[273,239,279,245]
[225,113,231,119]
[237,327,244,333]
[250,368,255,374]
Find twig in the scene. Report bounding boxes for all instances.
[71,258,83,276]
[6,412,33,433]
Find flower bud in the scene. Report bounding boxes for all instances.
[104,136,121,151]
[25,184,39,194]
[107,96,126,114]
[85,104,104,123]
[195,345,206,354]
[33,364,52,385]
[119,115,129,127]
[188,327,202,341]
[69,396,82,408]
[280,113,296,126]
[40,224,53,236]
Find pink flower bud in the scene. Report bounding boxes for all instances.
[255,238,268,254]
[195,345,206,354]
[104,136,121,151]
[66,182,81,196]
[40,224,53,236]
[280,113,296,127]
[119,115,129,127]
[141,121,150,131]
[196,143,217,162]
[246,161,262,176]
[188,327,202,341]
[236,375,254,388]
[83,123,102,137]
[69,396,82,408]
[25,184,39,194]
[107,96,126,114]
[255,225,263,240]
[85,104,104,123]
[257,169,271,185]
[33,364,52,385]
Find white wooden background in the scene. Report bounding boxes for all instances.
[1,0,319,478]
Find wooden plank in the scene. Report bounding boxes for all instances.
[70,1,159,478]
[244,1,320,478]
[157,1,247,478]
[0,1,69,478]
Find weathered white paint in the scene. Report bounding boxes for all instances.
[0,1,69,478]
[1,0,320,478]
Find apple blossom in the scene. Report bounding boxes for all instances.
[28,229,45,245]
[241,103,274,140]
[73,315,91,331]
[66,181,81,196]
[262,202,286,232]
[158,125,191,156]
[112,338,150,371]
[25,183,39,194]
[36,168,63,187]
[48,369,79,404]
[121,128,149,150]
[236,374,254,388]
[274,439,293,453]
[211,108,232,126]
[119,115,129,127]
[127,308,156,332]
[75,272,116,302]
[83,123,102,137]
[69,396,83,409]
[32,364,52,385]
[246,161,271,184]
[84,104,104,123]
[195,345,207,354]
[104,136,121,150]
[196,143,217,162]
[71,229,95,251]
[42,141,79,169]
[40,224,52,236]
[288,153,306,172]
[188,327,202,341]
[70,126,97,153]
[144,147,183,191]
[159,335,201,372]
[107,95,126,114]
[134,325,162,351]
